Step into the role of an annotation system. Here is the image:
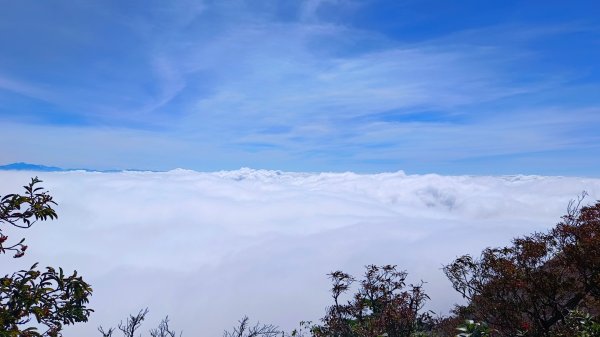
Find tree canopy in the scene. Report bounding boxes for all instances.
[0,178,93,337]
[443,196,600,336]
[310,265,431,337]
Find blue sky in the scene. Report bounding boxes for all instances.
[1,0,599,175]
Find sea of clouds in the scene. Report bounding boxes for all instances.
[1,169,600,336]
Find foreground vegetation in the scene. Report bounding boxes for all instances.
[1,179,599,336]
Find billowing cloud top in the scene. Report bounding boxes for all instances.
[2,170,599,335]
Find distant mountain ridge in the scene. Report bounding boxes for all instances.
[0,162,65,172]
[0,162,154,173]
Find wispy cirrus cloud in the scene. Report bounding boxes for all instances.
[0,0,598,174]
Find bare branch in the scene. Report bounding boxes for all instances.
[224,316,280,337]
[150,316,181,337]
[99,326,115,337]
[118,308,149,337]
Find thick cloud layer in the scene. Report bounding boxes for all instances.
[2,170,599,335]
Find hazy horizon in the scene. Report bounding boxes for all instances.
[4,162,600,179]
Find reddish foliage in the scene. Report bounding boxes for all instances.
[444,197,600,336]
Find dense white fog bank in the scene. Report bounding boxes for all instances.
[1,169,599,336]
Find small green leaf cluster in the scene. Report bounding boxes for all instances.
[550,310,600,337]
[455,320,495,337]
[0,263,93,336]
[0,177,57,258]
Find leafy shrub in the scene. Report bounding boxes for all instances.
[0,178,93,336]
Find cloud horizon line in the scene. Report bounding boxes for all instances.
[3,161,599,179]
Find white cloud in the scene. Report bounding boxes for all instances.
[3,1,597,173]
[299,0,356,22]
[1,170,599,335]
[178,27,524,127]
[0,74,57,102]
